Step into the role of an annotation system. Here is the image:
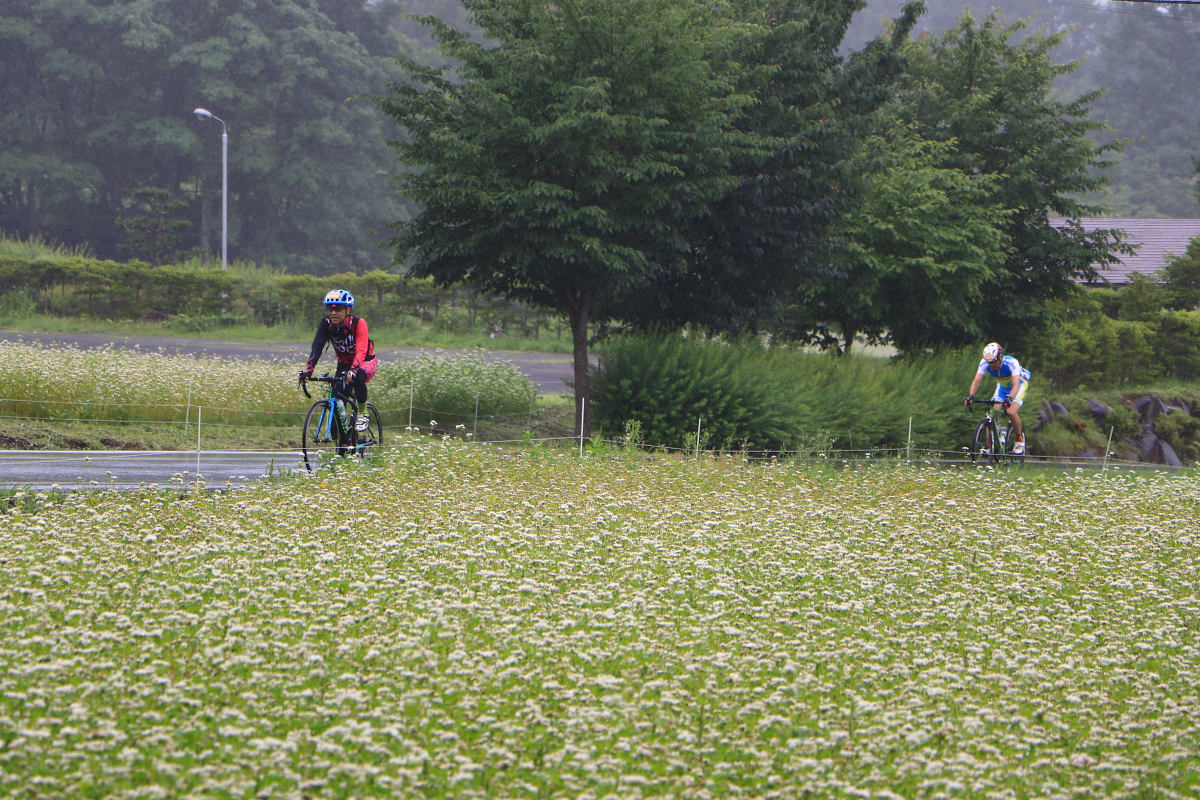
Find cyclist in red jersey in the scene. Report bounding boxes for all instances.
[299,289,377,407]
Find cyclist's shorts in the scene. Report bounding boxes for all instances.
[359,355,378,382]
[992,380,1028,407]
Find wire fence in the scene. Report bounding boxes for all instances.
[2,386,1190,479]
[1,394,1184,474]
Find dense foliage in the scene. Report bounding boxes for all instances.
[591,336,977,454]
[1031,280,1200,389]
[0,0,411,271]
[848,0,1200,218]
[880,14,1126,350]
[377,0,781,435]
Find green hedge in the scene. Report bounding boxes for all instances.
[1029,289,1200,389]
[0,251,561,335]
[0,255,239,318]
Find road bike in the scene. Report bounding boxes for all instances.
[299,374,383,472]
[967,399,1024,466]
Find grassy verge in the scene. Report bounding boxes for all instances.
[1,444,1197,797]
[0,313,574,353]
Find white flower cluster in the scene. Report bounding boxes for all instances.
[1,446,1197,798]
[1,341,309,426]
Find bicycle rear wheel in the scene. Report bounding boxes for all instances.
[999,424,1025,465]
[352,402,383,457]
[971,419,996,466]
[302,400,342,472]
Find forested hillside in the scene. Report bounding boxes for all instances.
[0,0,415,272]
[1,0,1195,273]
[847,0,1200,218]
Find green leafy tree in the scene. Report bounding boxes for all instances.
[790,130,1010,352]
[621,0,924,335]
[116,187,193,266]
[376,0,755,435]
[1161,238,1200,311]
[891,12,1127,349]
[0,0,410,271]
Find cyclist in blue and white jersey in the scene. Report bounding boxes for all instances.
[964,342,1031,455]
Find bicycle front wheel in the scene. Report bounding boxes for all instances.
[971,419,996,466]
[352,402,383,458]
[302,400,342,472]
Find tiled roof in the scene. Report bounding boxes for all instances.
[1049,217,1200,285]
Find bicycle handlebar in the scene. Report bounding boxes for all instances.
[299,372,344,400]
[966,397,1010,411]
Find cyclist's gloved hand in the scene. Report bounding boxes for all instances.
[299,369,312,387]
[964,393,974,410]
[1002,399,1012,409]
[343,368,356,385]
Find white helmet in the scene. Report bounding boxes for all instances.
[982,342,1003,363]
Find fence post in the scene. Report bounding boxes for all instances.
[1103,426,1114,473]
[696,417,702,460]
[907,417,913,462]
[579,397,587,456]
[195,406,202,485]
[473,395,479,439]
[408,380,414,430]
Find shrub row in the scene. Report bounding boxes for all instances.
[1027,288,1200,389]
[0,253,563,337]
[591,336,979,454]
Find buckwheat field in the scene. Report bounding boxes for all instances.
[2,443,1197,798]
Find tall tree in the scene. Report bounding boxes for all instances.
[889,12,1126,349]
[789,129,1010,352]
[116,187,194,265]
[0,0,411,271]
[621,0,925,334]
[376,0,755,435]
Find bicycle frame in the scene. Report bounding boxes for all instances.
[299,374,370,470]
[969,399,1019,464]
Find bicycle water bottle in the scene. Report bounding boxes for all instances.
[999,429,1007,449]
[337,398,348,430]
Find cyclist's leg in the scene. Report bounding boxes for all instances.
[994,383,1026,453]
[356,356,377,404]
[1007,381,1027,445]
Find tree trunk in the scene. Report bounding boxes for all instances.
[568,296,591,439]
[840,320,857,355]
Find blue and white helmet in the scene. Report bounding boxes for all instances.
[323,289,354,308]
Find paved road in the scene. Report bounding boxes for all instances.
[0,449,306,491]
[2,330,577,395]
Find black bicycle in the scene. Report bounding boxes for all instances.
[967,398,1024,466]
[299,374,383,472]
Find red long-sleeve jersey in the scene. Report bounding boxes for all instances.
[306,315,374,372]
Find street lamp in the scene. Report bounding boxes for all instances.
[193,108,228,270]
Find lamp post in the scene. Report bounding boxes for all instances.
[193,108,227,270]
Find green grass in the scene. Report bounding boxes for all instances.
[0,312,574,353]
[1,444,1196,798]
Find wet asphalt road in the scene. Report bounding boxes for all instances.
[2,330,577,394]
[0,449,306,491]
